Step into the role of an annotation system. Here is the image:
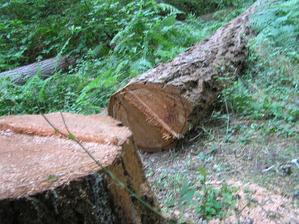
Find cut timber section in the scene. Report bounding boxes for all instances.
[109,4,257,152]
[0,113,163,224]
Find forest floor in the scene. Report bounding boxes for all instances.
[140,115,299,223]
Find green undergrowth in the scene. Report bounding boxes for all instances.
[0,0,251,115]
[222,0,299,136]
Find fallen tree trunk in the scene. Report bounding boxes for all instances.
[0,113,163,224]
[109,4,257,152]
[0,57,74,84]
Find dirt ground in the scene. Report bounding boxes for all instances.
[140,116,299,223]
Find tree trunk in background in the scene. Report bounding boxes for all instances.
[109,4,258,152]
[0,113,163,224]
[0,57,74,84]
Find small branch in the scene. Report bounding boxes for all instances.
[224,97,230,137]
[262,165,275,173]
[291,159,299,169]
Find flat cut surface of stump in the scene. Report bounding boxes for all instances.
[0,113,129,199]
[0,113,128,145]
[0,113,162,224]
[0,131,122,199]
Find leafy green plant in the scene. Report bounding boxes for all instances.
[150,167,236,222]
[195,166,236,220]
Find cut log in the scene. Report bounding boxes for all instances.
[0,113,163,224]
[108,4,257,152]
[0,56,74,84]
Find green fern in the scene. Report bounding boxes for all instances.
[157,2,183,15]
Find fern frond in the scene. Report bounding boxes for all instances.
[157,3,184,15]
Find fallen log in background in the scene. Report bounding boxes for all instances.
[0,113,163,224]
[0,56,74,84]
[109,4,257,152]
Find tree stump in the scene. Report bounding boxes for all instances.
[108,4,257,152]
[0,113,163,224]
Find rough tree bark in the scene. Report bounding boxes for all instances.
[108,4,258,152]
[0,113,163,224]
[0,57,74,84]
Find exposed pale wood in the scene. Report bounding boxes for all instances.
[109,4,257,152]
[0,57,74,84]
[0,113,163,224]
